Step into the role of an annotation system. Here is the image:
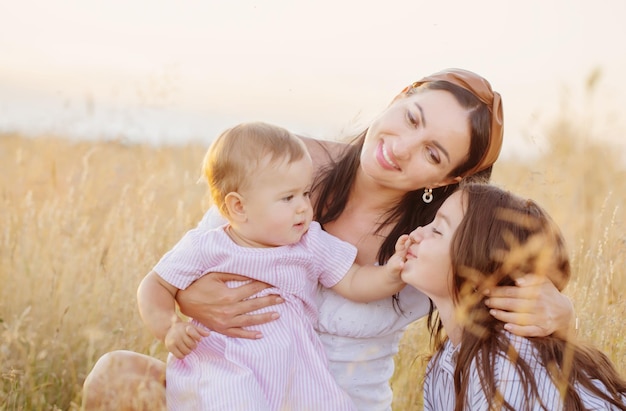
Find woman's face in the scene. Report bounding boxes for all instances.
[400,190,465,303]
[361,89,471,192]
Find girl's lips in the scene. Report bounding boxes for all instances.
[376,141,400,170]
[406,244,418,260]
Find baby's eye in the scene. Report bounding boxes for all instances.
[282,195,294,202]
[303,191,311,198]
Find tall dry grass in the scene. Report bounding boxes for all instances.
[1,107,625,410]
[0,136,208,409]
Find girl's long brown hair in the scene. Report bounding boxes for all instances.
[430,183,626,410]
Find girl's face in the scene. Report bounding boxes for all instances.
[235,155,314,247]
[401,191,465,303]
[360,89,471,192]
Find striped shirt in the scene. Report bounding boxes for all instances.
[423,331,626,410]
[154,221,358,411]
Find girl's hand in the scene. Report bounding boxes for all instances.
[165,322,210,359]
[176,273,284,339]
[484,274,575,337]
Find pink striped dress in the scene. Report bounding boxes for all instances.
[153,221,358,411]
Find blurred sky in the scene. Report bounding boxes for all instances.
[1,0,625,158]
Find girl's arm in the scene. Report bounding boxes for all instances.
[331,235,409,302]
[484,274,576,338]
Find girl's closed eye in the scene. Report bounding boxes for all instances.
[431,227,442,235]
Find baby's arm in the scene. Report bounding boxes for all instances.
[137,271,209,359]
[331,234,410,302]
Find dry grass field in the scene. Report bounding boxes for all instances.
[1,110,625,409]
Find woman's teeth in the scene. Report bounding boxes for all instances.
[382,144,399,169]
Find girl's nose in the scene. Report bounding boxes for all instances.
[409,226,425,242]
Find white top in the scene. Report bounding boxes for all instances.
[155,222,358,410]
[424,330,626,410]
[197,207,432,411]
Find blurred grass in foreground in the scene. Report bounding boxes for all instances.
[1,108,625,410]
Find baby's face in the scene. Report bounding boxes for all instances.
[238,155,314,247]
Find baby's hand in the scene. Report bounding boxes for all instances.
[387,234,410,277]
[165,321,211,359]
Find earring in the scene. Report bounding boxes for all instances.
[422,188,433,203]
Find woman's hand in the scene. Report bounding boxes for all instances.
[176,273,284,339]
[484,274,576,338]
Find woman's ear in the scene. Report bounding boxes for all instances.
[434,176,462,188]
[224,192,246,222]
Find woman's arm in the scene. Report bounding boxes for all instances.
[483,274,576,338]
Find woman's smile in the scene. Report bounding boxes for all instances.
[376,141,400,171]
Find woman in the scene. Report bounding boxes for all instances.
[82,68,575,410]
[403,183,626,410]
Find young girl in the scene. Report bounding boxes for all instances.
[402,183,626,410]
[137,122,410,411]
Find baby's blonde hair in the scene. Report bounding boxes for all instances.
[203,122,308,217]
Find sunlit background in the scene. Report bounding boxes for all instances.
[2,2,626,409]
[1,0,625,158]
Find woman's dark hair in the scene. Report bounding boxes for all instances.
[313,80,492,269]
[429,183,626,410]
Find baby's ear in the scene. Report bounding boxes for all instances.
[224,192,246,222]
